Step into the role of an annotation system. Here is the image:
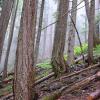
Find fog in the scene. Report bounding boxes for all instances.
[0,0,99,72]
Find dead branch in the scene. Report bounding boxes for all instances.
[0,93,13,100]
[34,55,90,86]
[60,63,100,80]
[49,63,100,84]
[75,54,87,63]
[34,72,54,85]
[42,72,100,100]
[61,71,100,93]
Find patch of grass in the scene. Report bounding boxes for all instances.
[37,60,52,69]
[94,44,100,56]
[64,43,88,60]
[36,70,51,80]
[4,85,12,92]
[0,84,12,96]
[64,55,67,61]
[74,43,88,56]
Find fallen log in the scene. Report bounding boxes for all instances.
[75,54,87,63]
[34,55,89,86]
[59,63,100,80]
[42,72,100,100]
[62,71,100,93]
[0,93,13,100]
[87,89,100,100]
[35,63,100,86]
[49,63,100,84]
[34,72,54,85]
[0,54,88,87]
[0,62,99,87]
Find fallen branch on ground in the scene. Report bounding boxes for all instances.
[75,54,87,63]
[61,71,100,93]
[42,71,100,100]
[0,54,88,86]
[59,63,100,80]
[87,73,100,100]
[0,93,13,99]
[48,63,100,84]
[34,72,54,85]
[34,55,93,86]
[1,62,99,87]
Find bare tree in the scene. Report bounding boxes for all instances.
[14,0,37,99]
[51,0,69,77]
[84,0,95,64]
[2,0,19,79]
[0,0,14,61]
[67,0,77,66]
[42,13,48,59]
[96,0,100,40]
[34,0,45,66]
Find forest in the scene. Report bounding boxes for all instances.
[0,0,100,100]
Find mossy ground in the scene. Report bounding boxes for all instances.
[0,84,12,97]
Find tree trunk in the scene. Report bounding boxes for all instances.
[42,18,48,59]
[14,0,37,99]
[2,0,19,80]
[40,5,47,60]
[34,0,45,66]
[84,0,95,64]
[88,0,95,64]
[0,0,14,61]
[67,0,77,66]
[96,24,99,38]
[85,17,87,43]
[95,0,100,45]
[94,24,100,45]
[51,0,69,77]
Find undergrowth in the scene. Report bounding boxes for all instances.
[94,44,100,56]
[37,44,100,69]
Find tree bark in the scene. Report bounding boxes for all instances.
[67,0,77,66]
[42,3,48,59]
[51,0,69,77]
[88,0,95,64]
[0,0,14,61]
[84,0,95,64]
[14,0,37,99]
[2,0,19,80]
[34,0,45,66]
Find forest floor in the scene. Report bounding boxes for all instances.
[36,62,100,100]
[0,45,100,100]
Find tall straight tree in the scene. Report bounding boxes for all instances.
[96,0,100,41]
[84,0,95,64]
[14,0,37,99]
[67,0,77,66]
[0,0,14,61]
[34,0,45,66]
[51,0,69,77]
[42,5,48,58]
[2,0,19,79]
